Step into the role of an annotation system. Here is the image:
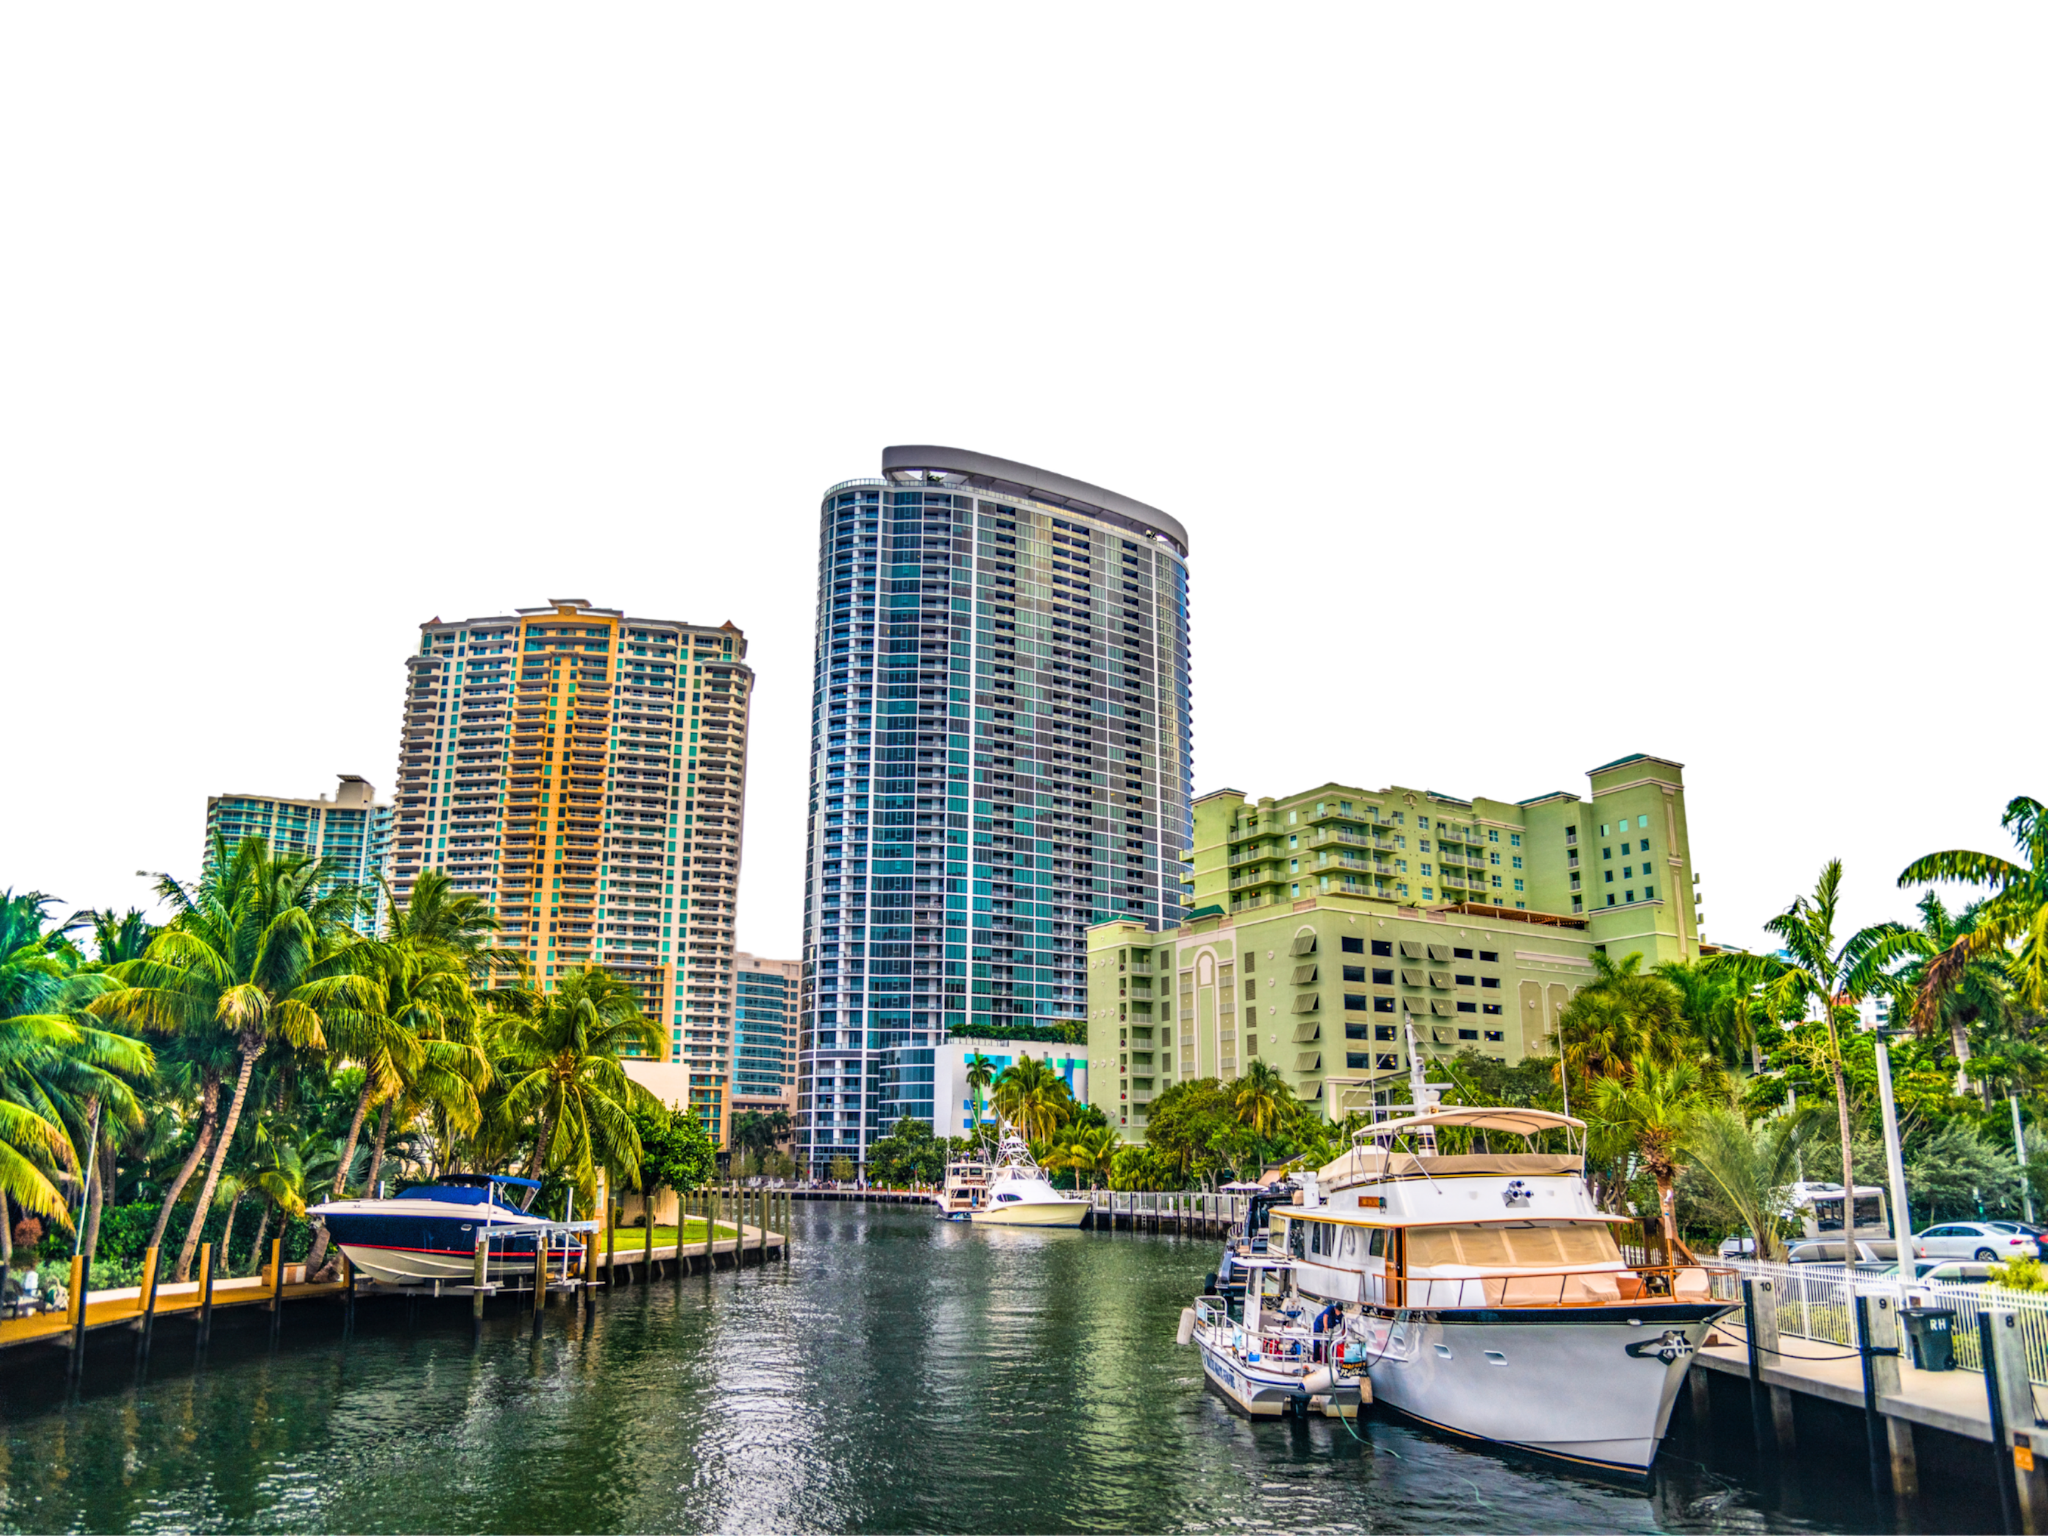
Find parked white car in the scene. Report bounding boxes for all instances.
[1915,1221,2039,1261]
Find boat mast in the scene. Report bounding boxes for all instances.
[1403,1015,1439,1152]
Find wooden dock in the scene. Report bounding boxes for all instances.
[788,1186,1245,1238]
[1693,1274,2048,1530]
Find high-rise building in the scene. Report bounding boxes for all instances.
[390,598,754,1142]
[731,952,799,1120]
[205,775,393,933]
[1087,754,1707,1135]
[796,447,1193,1174]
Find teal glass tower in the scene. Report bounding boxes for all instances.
[795,448,1192,1173]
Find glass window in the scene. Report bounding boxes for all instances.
[1509,833,1521,847]
[1638,815,1649,829]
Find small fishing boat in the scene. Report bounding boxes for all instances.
[967,1127,1089,1227]
[1182,1253,1369,1419]
[310,1173,588,1286]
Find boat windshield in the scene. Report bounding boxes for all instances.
[1407,1222,1622,1269]
[394,1184,500,1205]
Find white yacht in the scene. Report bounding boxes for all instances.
[967,1126,1089,1227]
[1268,1097,1735,1477]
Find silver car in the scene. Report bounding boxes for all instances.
[1914,1221,2037,1262]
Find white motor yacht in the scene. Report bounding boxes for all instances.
[1276,1097,1736,1477]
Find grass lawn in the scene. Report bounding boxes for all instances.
[600,1220,733,1249]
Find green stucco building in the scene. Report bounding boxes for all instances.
[1087,753,1706,1135]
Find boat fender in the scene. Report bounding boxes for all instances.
[1176,1307,1197,1347]
[1301,1366,1336,1395]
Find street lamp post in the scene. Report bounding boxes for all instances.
[1874,1033,1915,1299]
[2013,1093,2036,1226]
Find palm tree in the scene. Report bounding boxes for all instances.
[1756,861,1912,1230]
[1900,796,2047,1030]
[1655,959,1762,1071]
[964,1053,996,1140]
[992,1055,1073,1144]
[1232,1058,1293,1137]
[488,968,664,1200]
[0,892,152,1271]
[305,937,478,1269]
[238,1119,307,1276]
[1590,1058,1704,1248]
[98,836,383,1280]
[1683,1099,1818,1263]
[1054,1124,1119,1189]
[1551,952,1687,1083]
[1877,892,2008,1098]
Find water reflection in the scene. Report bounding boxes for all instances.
[0,1204,1950,1533]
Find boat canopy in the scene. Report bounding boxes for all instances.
[437,1172,543,1190]
[1360,1105,1584,1138]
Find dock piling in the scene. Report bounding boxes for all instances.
[1742,1278,1771,1457]
[471,1231,488,1338]
[531,1242,548,1335]
[195,1244,215,1361]
[135,1245,159,1378]
[1982,1311,2023,1534]
[1752,1278,1797,1452]
[1852,1294,1895,1504]
[66,1253,89,1390]
[268,1238,284,1347]
[1984,1310,2048,1532]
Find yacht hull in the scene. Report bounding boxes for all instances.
[313,1203,571,1286]
[1357,1304,1726,1477]
[968,1200,1089,1227]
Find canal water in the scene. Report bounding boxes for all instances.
[0,1204,1988,1532]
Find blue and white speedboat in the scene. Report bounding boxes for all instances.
[310,1173,580,1286]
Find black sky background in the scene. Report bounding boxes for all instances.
[12,335,2031,962]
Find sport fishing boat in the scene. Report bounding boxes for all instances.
[933,1156,991,1220]
[967,1126,1089,1227]
[1181,1251,1369,1419]
[310,1173,589,1286]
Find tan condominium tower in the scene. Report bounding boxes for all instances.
[390,598,755,1139]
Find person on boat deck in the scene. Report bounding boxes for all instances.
[1313,1301,1340,1360]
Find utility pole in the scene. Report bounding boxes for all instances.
[1874,1035,1914,1296]
[2013,1094,2035,1225]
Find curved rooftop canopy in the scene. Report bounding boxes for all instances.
[881,445,1188,557]
[1361,1105,1586,1139]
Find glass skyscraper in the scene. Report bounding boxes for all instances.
[795,447,1192,1173]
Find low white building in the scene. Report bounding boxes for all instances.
[932,1038,1089,1138]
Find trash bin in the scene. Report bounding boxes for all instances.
[1899,1306,1957,1371]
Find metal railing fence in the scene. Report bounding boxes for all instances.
[1732,1258,2048,1385]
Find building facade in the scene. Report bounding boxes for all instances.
[205,775,393,934]
[1088,754,1705,1136]
[731,952,799,1120]
[795,447,1193,1174]
[390,598,754,1143]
